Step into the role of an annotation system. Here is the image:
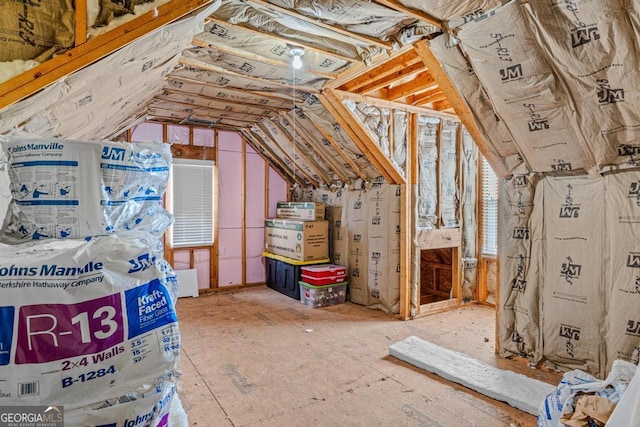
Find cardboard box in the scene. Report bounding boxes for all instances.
[264,219,328,261]
[276,202,325,221]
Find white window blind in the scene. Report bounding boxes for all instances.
[171,159,214,247]
[481,156,499,256]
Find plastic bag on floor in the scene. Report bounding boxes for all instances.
[537,359,636,426]
[607,363,640,426]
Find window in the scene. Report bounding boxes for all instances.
[170,159,214,247]
[481,156,498,256]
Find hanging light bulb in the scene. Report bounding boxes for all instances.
[290,47,305,70]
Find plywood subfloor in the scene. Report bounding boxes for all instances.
[176,286,561,426]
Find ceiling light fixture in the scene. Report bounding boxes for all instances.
[290,47,305,70]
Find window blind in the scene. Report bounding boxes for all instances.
[171,159,214,247]
[481,156,498,256]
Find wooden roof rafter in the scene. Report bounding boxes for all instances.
[385,70,437,101]
[160,88,289,113]
[149,98,274,122]
[354,61,426,95]
[0,0,213,109]
[338,48,422,92]
[205,16,361,64]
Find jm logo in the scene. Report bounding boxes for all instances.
[499,63,523,82]
[102,147,126,161]
[552,159,572,171]
[352,267,360,277]
[353,234,361,242]
[560,256,581,284]
[598,88,625,105]
[512,279,527,292]
[372,216,381,225]
[513,175,528,188]
[626,253,640,268]
[628,182,640,206]
[571,25,600,48]
[128,253,157,273]
[618,145,640,157]
[512,227,529,240]
[626,320,640,337]
[371,252,381,261]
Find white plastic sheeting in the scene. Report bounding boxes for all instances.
[314,183,401,314]
[0,4,219,140]
[395,0,506,28]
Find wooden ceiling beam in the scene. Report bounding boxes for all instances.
[356,62,426,95]
[413,40,508,177]
[0,0,213,109]
[179,57,320,93]
[410,88,447,106]
[385,71,437,101]
[335,89,458,120]
[339,48,421,92]
[190,39,337,80]
[321,89,405,184]
[150,98,274,121]
[373,0,441,27]
[247,0,393,50]
[206,16,360,64]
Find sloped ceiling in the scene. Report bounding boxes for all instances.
[1,0,638,183]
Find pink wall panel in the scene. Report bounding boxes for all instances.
[219,259,243,286]
[194,249,211,289]
[193,128,214,147]
[246,143,257,154]
[245,228,264,258]
[218,130,243,152]
[245,152,266,228]
[173,250,190,271]
[218,228,242,259]
[167,125,189,145]
[218,150,243,229]
[268,167,288,218]
[246,257,265,284]
[131,122,163,142]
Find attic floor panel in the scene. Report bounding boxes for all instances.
[176,287,560,426]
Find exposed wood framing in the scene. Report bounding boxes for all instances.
[279,112,350,183]
[410,88,447,106]
[321,89,405,184]
[399,112,416,320]
[242,131,307,188]
[179,57,321,94]
[414,40,508,177]
[338,48,422,93]
[170,144,216,161]
[191,39,338,80]
[335,89,458,120]
[357,62,426,95]
[372,0,442,27]
[270,122,332,186]
[163,87,289,112]
[417,228,461,250]
[247,0,393,50]
[75,0,88,46]
[305,115,368,181]
[213,129,220,289]
[150,99,274,122]
[0,0,212,109]
[417,298,460,317]
[386,71,436,101]
[205,16,360,64]
[242,140,247,285]
[156,91,284,116]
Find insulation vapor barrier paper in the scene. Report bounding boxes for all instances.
[0,232,180,411]
[0,137,172,242]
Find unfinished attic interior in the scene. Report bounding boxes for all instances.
[1,0,640,425]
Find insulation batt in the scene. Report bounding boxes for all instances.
[0,232,181,411]
[0,137,173,242]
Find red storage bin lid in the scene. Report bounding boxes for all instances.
[300,264,346,278]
